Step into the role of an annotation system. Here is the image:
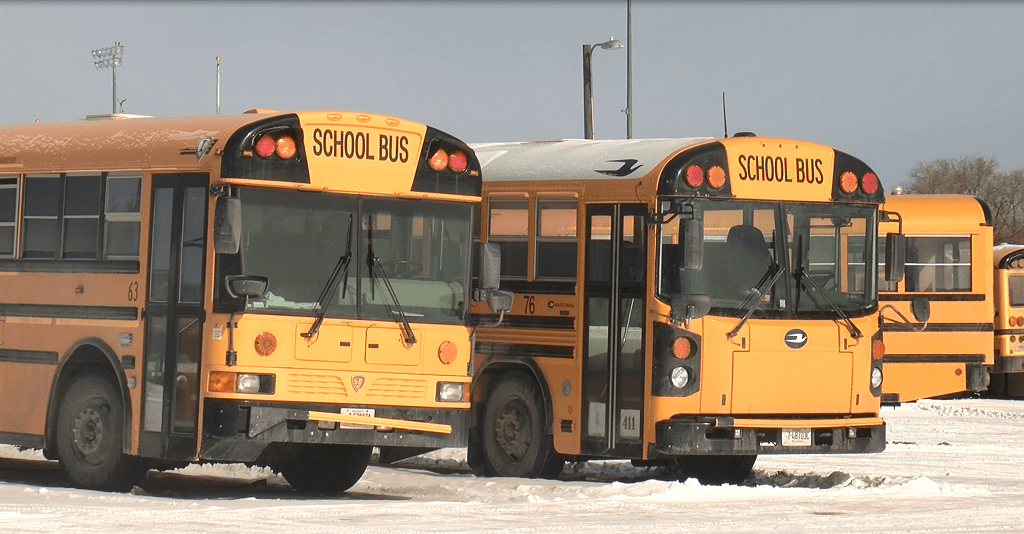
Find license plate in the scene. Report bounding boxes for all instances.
[337,407,375,429]
[782,428,812,447]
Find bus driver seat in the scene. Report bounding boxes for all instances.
[725,224,772,297]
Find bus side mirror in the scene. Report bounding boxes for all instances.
[681,217,704,271]
[214,196,242,254]
[911,296,930,323]
[475,243,513,314]
[671,293,711,324]
[479,243,502,291]
[225,274,269,299]
[884,232,905,282]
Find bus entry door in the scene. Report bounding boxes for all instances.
[581,204,647,457]
[140,174,209,460]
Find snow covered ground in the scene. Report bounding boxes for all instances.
[1,398,1022,533]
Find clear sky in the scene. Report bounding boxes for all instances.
[1,1,1022,188]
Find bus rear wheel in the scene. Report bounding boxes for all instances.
[55,372,145,491]
[675,454,756,485]
[277,444,372,493]
[481,372,564,479]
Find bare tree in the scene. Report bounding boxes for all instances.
[904,156,1024,244]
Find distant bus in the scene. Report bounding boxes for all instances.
[992,244,1024,396]
[878,194,993,404]
[468,136,909,484]
[0,110,505,492]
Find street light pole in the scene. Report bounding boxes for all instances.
[92,42,124,114]
[582,37,623,140]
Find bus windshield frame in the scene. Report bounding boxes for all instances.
[656,197,878,320]
[219,187,474,325]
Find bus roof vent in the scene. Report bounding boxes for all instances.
[243,108,280,114]
[732,131,757,137]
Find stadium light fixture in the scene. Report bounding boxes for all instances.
[92,42,124,114]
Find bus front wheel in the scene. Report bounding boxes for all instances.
[481,372,564,479]
[277,444,372,493]
[55,372,145,491]
[675,454,756,485]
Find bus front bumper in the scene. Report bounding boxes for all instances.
[200,399,468,462]
[653,416,885,456]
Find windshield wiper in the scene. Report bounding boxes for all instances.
[792,234,862,339]
[301,214,354,339]
[366,215,417,345]
[727,264,785,339]
[795,266,863,339]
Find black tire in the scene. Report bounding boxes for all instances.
[675,454,756,485]
[277,444,372,493]
[480,372,564,479]
[55,372,145,491]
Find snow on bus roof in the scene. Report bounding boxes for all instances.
[470,137,714,181]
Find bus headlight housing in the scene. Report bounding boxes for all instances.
[870,367,883,389]
[670,367,690,389]
[208,371,276,394]
[436,382,465,402]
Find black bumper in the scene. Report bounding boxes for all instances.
[201,399,468,462]
[653,418,885,456]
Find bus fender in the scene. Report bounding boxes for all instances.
[471,357,555,434]
[44,337,132,459]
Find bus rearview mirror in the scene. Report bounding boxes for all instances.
[479,243,502,291]
[885,232,905,282]
[681,217,704,271]
[214,196,242,254]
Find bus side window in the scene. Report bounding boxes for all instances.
[0,175,17,258]
[535,199,577,280]
[487,199,528,279]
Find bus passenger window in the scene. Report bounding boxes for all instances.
[536,200,577,279]
[104,174,142,259]
[21,174,61,259]
[488,199,528,278]
[904,236,971,292]
[0,176,17,257]
[62,174,103,259]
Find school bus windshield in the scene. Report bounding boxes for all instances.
[657,198,877,318]
[226,188,473,324]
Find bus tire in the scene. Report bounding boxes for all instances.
[55,372,145,491]
[675,454,756,485]
[481,372,564,479]
[278,444,372,493]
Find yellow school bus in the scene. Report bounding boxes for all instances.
[468,135,905,483]
[993,244,1024,396]
[878,194,994,403]
[0,109,497,492]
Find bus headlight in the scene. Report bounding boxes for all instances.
[236,374,261,394]
[437,382,465,402]
[670,367,690,389]
[870,367,883,389]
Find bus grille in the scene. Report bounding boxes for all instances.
[286,374,348,398]
[366,378,427,400]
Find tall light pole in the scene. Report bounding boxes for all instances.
[626,0,633,139]
[92,41,124,114]
[216,56,221,114]
[583,37,623,140]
